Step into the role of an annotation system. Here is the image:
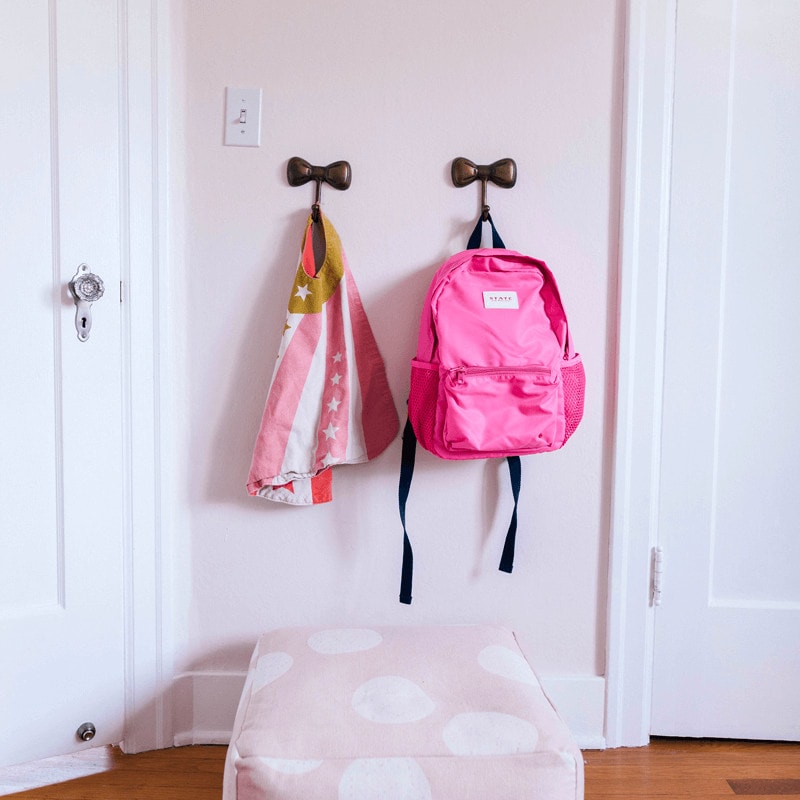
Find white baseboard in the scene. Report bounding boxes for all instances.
[539,675,607,750]
[171,671,245,747]
[172,671,606,750]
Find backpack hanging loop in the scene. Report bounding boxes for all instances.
[451,157,517,222]
[287,156,352,222]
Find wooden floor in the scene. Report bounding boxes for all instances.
[0,738,798,799]
[584,738,800,799]
[0,746,225,800]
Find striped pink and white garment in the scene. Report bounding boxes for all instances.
[247,212,398,505]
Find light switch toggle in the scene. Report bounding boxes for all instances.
[224,87,262,147]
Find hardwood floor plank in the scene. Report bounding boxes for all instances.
[729,780,800,795]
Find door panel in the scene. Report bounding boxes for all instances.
[0,0,125,767]
[651,0,800,740]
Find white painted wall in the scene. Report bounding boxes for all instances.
[167,0,622,748]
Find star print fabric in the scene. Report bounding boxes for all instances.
[247,212,399,505]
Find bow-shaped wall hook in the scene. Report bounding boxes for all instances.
[451,157,517,220]
[287,157,352,221]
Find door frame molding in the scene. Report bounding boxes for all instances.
[119,0,173,753]
[604,0,677,748]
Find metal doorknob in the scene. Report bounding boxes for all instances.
[68,264,105,342]
[76,722,96,741]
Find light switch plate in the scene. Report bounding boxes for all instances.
[224,87,262,147]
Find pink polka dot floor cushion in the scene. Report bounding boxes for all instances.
[222,625,584,800]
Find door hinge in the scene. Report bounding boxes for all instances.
[651,545,664,607]
[120,281,123,303]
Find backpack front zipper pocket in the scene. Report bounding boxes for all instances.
[442,365,564,453]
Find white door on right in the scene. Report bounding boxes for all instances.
[650,0,800,740]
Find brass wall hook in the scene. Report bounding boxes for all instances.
[451,157,517,220]
[287,157,352,221]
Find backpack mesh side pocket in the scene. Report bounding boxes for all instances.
[408,360,439,450]
[561,356,585,444]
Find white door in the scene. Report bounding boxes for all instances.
[650,0,800,740]
[0,1,126,767]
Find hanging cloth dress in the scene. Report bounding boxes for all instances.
[247,212,399,505]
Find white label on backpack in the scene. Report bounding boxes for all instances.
[483,291,519,309]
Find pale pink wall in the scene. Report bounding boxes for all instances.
[168,0,623,685]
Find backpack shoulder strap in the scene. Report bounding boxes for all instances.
[499,455,521,573]
[398,418,417,604]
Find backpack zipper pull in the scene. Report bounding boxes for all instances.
[451,367,466,385]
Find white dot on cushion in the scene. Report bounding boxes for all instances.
[338,758,432,800]
[252,652,293,693]
[258,758,323,775]
[442,711,539,755]
[352,676,435,723]
[307,628,383,654]
[478,645,537,685]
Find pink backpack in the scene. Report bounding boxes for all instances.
[399,216,585,603]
